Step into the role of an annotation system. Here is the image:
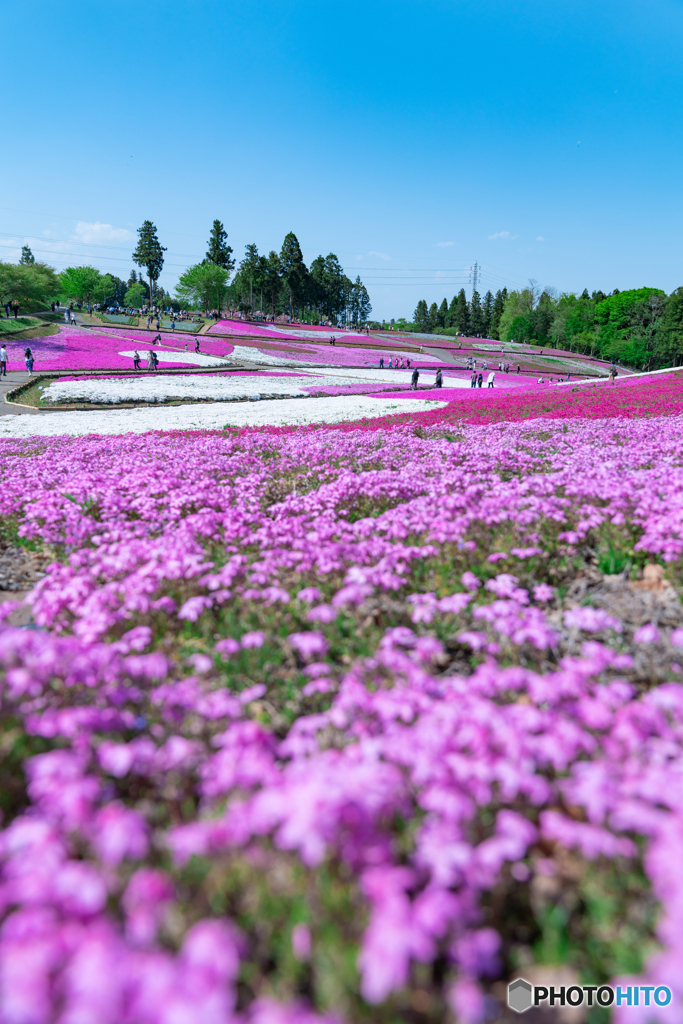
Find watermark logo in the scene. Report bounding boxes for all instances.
[507,981,672,1013]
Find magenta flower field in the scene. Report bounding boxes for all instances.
[2,379,683,1022]
[2,326,235,372]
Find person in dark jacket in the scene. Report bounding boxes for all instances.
[411,367,419,390]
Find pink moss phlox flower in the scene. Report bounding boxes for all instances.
[289,632,328,659]
[564,607,622,633]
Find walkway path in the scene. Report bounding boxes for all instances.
[0,373,41,415]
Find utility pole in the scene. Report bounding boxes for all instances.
[469,261,480,296]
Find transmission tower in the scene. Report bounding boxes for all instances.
[469,261,480,295]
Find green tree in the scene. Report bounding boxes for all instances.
[482,290,494,337]
[206,219,235,272]
[124,282,147,307]
[653,287,683,367]
[19,245,35,265]
[264,251,282,318]
[0,260,58,309]
[356,279,371,323]
[60,266,102,304]
[176,262,230,312]
[279,232,307,316]
[239,244,260,312]
[498,287,536,343]
[490,289,506,339]
[413,299,430,332]
[437,298,448,329]
[428,302,438,332]
[93,274,115,305]
[132,220,166,307]
[469,291,484,336]
[452,289,470,334]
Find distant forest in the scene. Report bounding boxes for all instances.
[411,283,683,370]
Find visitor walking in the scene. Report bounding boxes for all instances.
[0,344,7,376]
[194,338,200,353]
[477,373,483,388]
[133,351,141,370]
[379,357,384,368]
[4,302,11,318]
[406,359,411,368]
[13,303,19,319]
[435,369,443,388]
[24,347,34,374]
[411,367,419,390]
[152,351,159,370]
[470,371,477,388]
[487,372,495,388]
[146,350,155,371]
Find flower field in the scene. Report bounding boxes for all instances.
[40,368,473,406]
[0,326,235,372]
[1,377,683,1022]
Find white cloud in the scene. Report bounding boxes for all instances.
[488,231,518,241]
[74,221,135,244]
[366,250,391,260]
[537,236,545,242]
[435,241,454,247]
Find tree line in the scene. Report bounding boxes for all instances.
[0,220,372,326]
[175,222,372,324]
[496,284,683,369]
[410,282,683,369]
[411,289,507,338]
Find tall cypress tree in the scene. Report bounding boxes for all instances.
[413,300,429,332]
[206,220,235,272]
[280,232,307,316]
[132,220,166,307]
[447,294,458,327]
[453,288,469,334]
[428,302,439,333]
[490,289,505,340]
[437,298,448,329]
[469,291,484,336]
[482,290,494,337]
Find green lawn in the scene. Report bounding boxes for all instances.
[0,317,44,334]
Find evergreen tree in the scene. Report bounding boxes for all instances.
[580,288,590,300]
[428,302,439,332]
[265,251,282,317]
[413,299,429,332]
[19,245,35,265]
[453,288,469,334]
[490,289,505,340]
[237,244,260,311]
[469,291,484,336]
[358,282,372,323]
[482,290,494,337]
[132,220,166,307]
[206,220,235,272]
[437,298,448,329]
[280,232,307,316]
[447,294,458,328]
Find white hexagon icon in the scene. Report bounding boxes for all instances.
[508,978,533,1013]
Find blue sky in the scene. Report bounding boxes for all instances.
[3,0,683,319]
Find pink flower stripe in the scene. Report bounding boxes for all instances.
[4,326,235,372]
